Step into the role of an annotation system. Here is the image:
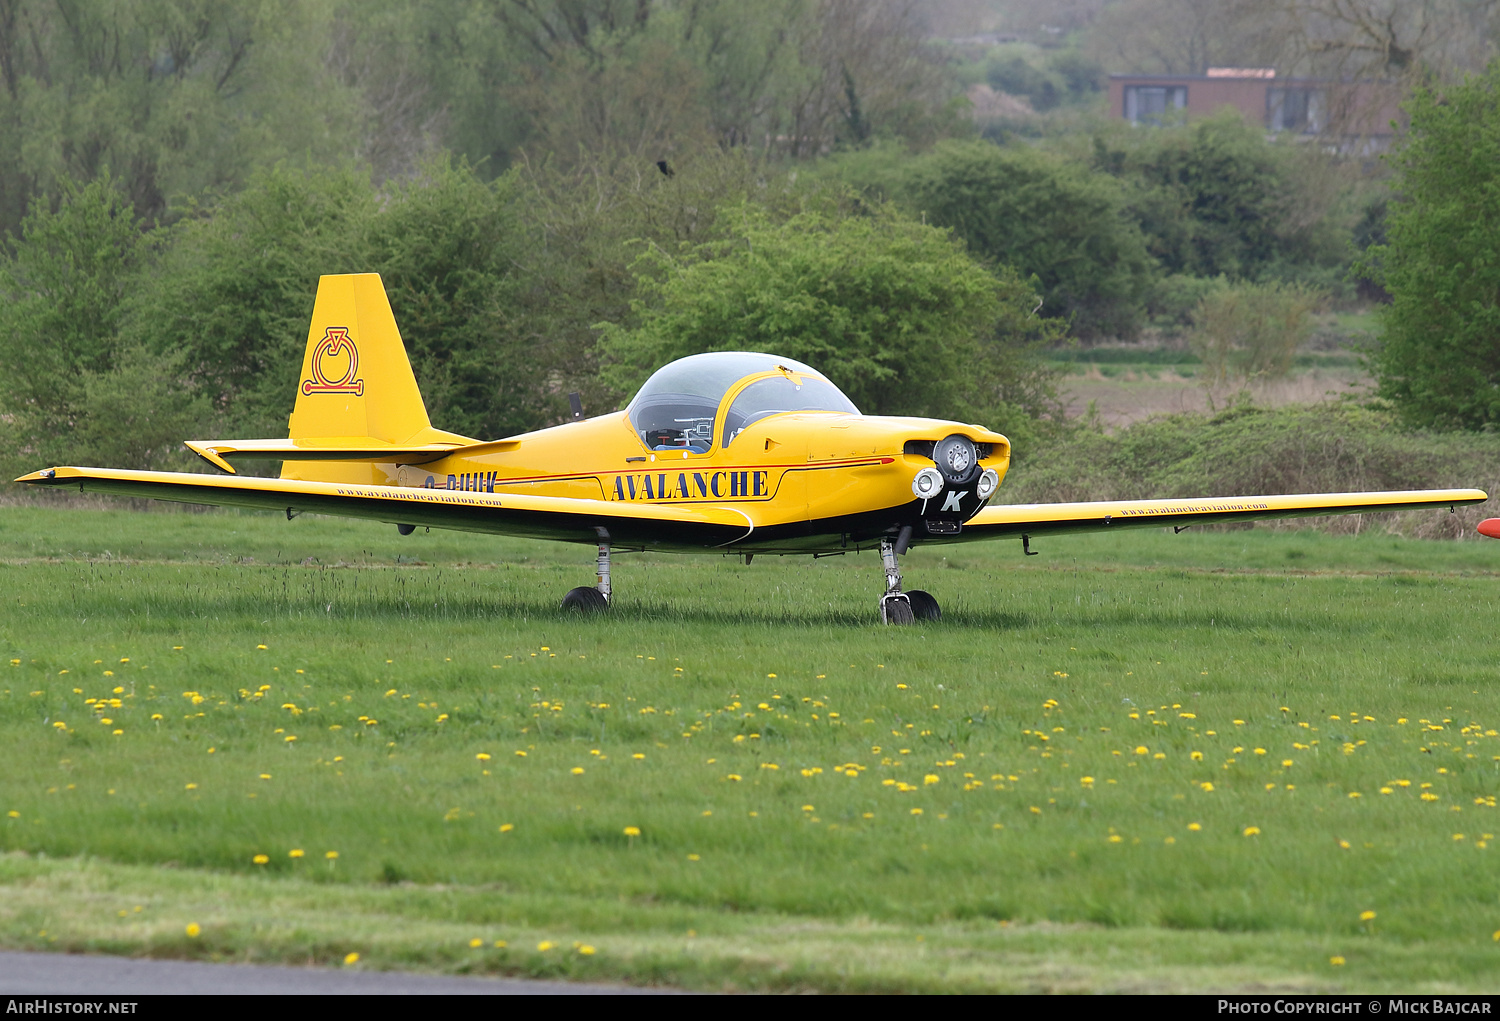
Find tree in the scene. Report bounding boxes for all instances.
[598,203,1064,442]
[0,0,371,236]
[124,159,567,441]
[1083,0,1278,75]
[1367,61,1500,430]
[894,141,1156,340]
[1262,0,1500,84]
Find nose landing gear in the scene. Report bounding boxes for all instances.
[877,533,941,624]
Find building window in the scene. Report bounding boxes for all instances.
[1267,88,1324,133]
[1124,85,1186,124]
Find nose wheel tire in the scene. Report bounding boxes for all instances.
[879,593,915,625]
[562,586,608,612]
[906,589,940,621]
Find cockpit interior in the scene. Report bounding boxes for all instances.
[626,352,860,453]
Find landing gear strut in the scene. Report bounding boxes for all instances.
[878,536,913,624]
[877,531,940,625]
[562,537,611,612]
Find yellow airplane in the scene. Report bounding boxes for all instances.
[17,273,1489,624]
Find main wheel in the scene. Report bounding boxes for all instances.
[906,589,941,621]
[561,586,608,612]
[880,594,915,625]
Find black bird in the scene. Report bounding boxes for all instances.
[656,160,674,178]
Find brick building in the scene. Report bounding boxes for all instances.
[1107,69,1403,147]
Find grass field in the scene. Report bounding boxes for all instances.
[4,502,1500,992]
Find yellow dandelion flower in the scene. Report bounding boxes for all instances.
[623,826,641,837]
[1359,910,1376,921]
[687,853,701,861]
[570,767,585,775]
[343,952,360,965]
[289,849,304,858]
[476,753,491,761]
[6,811,17,819]
[1243,826,1261,836]
[911,808,923,815]
[1188,822,1202,831]
[537,941,555,952]
[499,823,514,833]
[578,945,596,955]
[1107,834,1122,843]
[185,923,201,938]
[252,854,269,865]
[325,850,339,860]
[1134,746,1148,755]
[923,774,940,785]
[469,938,483,948]
[1329,956,1345,966]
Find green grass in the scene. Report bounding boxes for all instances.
[3,503,1500,991]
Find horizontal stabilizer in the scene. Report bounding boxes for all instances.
[185,437,489,474]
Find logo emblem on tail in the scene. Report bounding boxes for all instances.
[302,327,364,396]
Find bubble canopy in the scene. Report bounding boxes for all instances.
[626,352,859,452]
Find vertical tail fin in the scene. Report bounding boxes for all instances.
[279,273,470,483]
[289,273,434,444]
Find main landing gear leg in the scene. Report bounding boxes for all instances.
[877,531,941,625]
[562,537,611,613]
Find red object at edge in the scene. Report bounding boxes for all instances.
[1478,519,1500,539]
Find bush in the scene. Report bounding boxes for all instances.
[1003,402,1500,539]
[1188,282,1324,386]
[1090,113,1350,286]
[0,175,209,476]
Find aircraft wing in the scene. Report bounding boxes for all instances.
[16,466,753,551]
[942,489,1490,544]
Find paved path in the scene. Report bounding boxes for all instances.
[0,950,672,995]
